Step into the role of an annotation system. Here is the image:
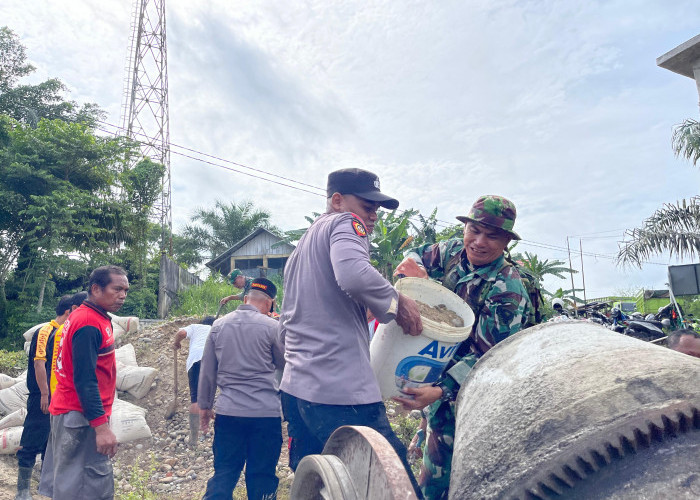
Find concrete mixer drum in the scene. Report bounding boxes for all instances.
[449,321,700,499]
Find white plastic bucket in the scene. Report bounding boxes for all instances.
[370,278,474,399]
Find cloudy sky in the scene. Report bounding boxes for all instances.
[4,0,700,298]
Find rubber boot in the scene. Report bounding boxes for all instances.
[15,466,33,500]
[188,413,199,448]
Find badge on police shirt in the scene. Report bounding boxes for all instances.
[351,216,367,237]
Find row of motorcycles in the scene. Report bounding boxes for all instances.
[553,300,682,342]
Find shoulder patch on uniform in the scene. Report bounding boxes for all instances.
[351,216,367,237]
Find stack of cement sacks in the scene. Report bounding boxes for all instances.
[1,333,154,453]
[22,314,139,354]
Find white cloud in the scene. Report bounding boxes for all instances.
[2,0,700,295]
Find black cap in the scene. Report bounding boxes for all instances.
[250,278,277,299]
[326,168,399,210]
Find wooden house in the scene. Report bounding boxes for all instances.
[205,228,295,278]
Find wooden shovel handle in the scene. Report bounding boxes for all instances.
[173,347,178,396]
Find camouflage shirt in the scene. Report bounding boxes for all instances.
[406,238,531,391]
[241,276,253,297]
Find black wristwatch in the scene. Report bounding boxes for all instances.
[434,382,455,402]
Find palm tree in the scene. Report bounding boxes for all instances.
[550,287,585,306]
[672,118,700,166]
[617,119,700,267]
[513,251,576,296]
[181,200,279,262]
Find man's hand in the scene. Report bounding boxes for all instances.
[394,258,429,279]
[219,296,231,306]
[40,393,49,414]
[95,423,118,458]
[395,292,423,336]
[173,341,181,351]
[392,385,443,410]
[200,409,215,432]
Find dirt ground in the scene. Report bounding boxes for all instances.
[0,317,294,500]
[0,316,416,499]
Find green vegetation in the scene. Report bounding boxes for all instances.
[171,272,284,318]
[0,349,27,376]
[0,28,282,343]
[390,410,421,449]
[618,119,700,266]
[231,475,292,500]
[114,454,158,500]
[172,275,236,317]
[179,200,280,268]
[388,400,421,447]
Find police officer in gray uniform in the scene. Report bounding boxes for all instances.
[278,168,424,496]
[199,277,284,500]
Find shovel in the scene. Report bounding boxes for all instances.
[215,302,225,319]
[164,347,179,419]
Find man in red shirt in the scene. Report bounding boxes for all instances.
[38,265,129,500]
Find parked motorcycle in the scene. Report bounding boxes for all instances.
[623,318,665,341]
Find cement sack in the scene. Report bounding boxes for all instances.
[22,322,48,342]
[16,371,26,382]
[116,361,157,399]
[0,408,26,430]
[115,344,138,367]
[0,374,18,390]
[24,341,30,355]
[109,314,139,340]
[110,398,151,443]
[0,380,28,415]
[0,426,23,454]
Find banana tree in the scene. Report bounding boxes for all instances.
[370,210,416,279]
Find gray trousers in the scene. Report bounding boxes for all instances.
[38,411,114,500]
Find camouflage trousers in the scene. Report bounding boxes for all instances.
[419,399,456,500]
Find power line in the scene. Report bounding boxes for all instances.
[94,121,668,267]
[97,120,326,195]
[567,228,627,237]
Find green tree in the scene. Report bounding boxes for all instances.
[171,232,204,269]
[511,251,576,296]
[618,119,700,266]
[0,117,134,337]
[181,200,279,263]
[436,223,463,242]
[276,207,454,280]
[121,158,165,286]
[0,26,101,126]
[370,209,416,279]
[550,287,585,305]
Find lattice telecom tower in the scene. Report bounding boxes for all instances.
[120,0,171,253]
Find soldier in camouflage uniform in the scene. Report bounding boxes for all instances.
[393,195,531,500]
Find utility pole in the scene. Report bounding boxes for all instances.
[579,239,588,311]
[566,237,577,313]
[121,0,171,255]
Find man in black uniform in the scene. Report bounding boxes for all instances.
[15,294,74,500]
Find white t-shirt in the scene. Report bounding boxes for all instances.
[184,323,212,372]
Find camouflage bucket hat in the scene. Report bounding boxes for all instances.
[228,269,243,284]
[456,195,521,240]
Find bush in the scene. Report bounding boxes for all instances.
[389,407,420,448]
[172,275,236,317]
[0,349,27,376]
[119,285,158,318]
[115,454,158,500]
[0,301,54,351]
[172,273,286,318]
